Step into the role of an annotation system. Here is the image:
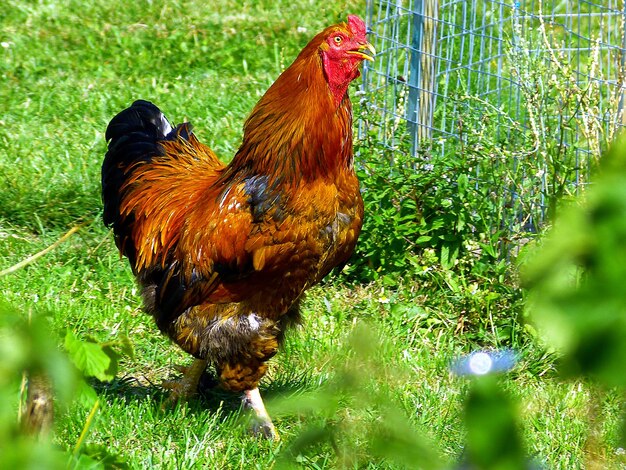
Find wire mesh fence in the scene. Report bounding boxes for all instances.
[360,0,626,240]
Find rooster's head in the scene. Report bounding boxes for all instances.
[317,15,376,105]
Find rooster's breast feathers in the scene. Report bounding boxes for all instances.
[122,134,362,325]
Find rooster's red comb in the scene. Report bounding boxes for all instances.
[347,15,367,40]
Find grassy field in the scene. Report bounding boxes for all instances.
[1,0,625,468]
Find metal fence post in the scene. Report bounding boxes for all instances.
[407,1,424,156]
[407,0,439,156]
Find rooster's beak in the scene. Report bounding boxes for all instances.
[348,42,376,62]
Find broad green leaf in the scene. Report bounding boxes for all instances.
[64,330,117,382]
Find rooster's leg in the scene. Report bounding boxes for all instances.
[242,387,279,440]
[162,357,209,403]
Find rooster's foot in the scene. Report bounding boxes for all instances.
[242,387,279,440]
[162,358,209,405]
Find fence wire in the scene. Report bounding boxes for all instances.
[360,0,626,233]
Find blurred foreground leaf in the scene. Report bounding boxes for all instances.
[0,301,77,468]
[0,300,132,468]
[464,376,528,470]
[524,135,626,386]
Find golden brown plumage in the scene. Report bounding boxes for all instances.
[102,15,374,437]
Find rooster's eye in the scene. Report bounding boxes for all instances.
[333,36,343,45]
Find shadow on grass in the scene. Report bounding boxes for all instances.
[91,367,313,418]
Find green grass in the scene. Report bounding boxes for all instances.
[1,0,625,468]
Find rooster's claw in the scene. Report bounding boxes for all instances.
[243,387,279,440]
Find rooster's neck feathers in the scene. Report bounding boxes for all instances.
[225,31,354,186]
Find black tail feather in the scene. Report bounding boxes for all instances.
[102,100,178,266]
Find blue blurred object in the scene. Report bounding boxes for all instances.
[450,349,518,376]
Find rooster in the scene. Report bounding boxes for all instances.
[102,15,374,438]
